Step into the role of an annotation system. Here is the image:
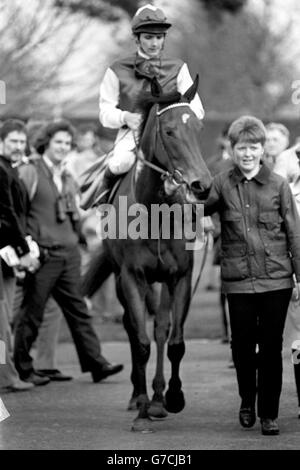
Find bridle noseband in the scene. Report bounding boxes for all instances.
[156,102,191,116]
[135,102,192,188]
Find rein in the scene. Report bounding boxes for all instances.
[135,102,192,186]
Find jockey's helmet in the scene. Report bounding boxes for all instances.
[131,4,172,35]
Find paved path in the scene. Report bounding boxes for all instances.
[0,340,299,450]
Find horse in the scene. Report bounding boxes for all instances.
[82,76,212,432]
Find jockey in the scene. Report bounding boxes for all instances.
[97,3,205,203]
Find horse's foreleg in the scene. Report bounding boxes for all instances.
[165,274,191,413]
[148,284,170,419]
[120,269,153,432]
[116,278,139,410]
[123,311,140,410]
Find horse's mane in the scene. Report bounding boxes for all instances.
[136,89,183,137]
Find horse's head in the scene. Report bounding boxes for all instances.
[138,76,212,203]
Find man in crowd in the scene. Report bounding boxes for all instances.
[13,120,123,385]
[0,119,39,391]
[65,124,101,179]
[264,122,290,169]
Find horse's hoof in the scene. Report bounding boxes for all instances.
[127,396,139,411]
[131,418,154,433]
[148,401,168,419]
[165,389,185,413]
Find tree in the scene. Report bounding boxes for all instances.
[200,0,247,15]
[0,0,91,117]
[54,0,248,19]
[166,0,299,118]
[54,0,139,18]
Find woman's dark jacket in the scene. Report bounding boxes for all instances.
[205,163,300,293]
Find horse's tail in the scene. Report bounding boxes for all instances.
[81,247,113,297]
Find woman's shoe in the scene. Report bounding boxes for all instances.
[261,418,280,435]
[239,407,256,428]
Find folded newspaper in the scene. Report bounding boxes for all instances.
[0,397,10,422]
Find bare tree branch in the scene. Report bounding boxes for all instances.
[0,0,93,117]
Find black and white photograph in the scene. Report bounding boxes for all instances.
[0,0,300,455]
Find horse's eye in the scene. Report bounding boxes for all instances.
[165,130,173,137]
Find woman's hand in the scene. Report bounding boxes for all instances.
[292,282,300,302]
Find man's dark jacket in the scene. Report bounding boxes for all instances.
[0,155,30,256]
[18,158,79,249]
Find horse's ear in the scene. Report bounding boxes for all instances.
[183,74,199,102]
[151,76,163,98]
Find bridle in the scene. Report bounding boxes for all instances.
[135,102,192,188]
[155,102,210,295]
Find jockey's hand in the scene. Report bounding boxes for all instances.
[123,112,142,131]
[292,282,300,302]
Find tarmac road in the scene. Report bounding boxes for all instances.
[1,339,300,450]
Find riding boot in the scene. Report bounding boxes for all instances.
[94,167,120,206]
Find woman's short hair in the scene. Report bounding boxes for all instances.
[34,120,76,155]
[228,115,266,147]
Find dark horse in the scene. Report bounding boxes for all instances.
[82,77,212,432]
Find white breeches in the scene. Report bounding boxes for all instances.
[107,129,137,175]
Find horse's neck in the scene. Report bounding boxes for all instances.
[135,104,167,205]
[135,161,162,206]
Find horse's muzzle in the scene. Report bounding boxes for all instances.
[190,181,211,201]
